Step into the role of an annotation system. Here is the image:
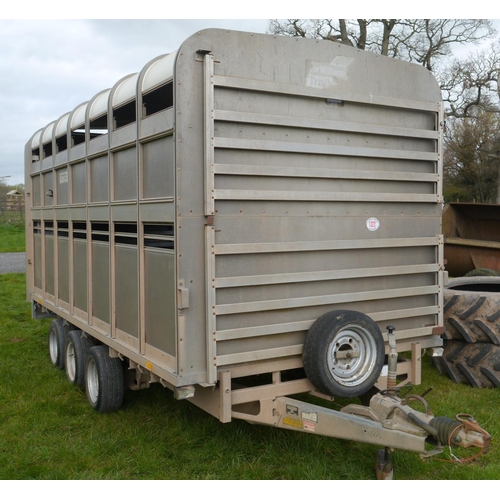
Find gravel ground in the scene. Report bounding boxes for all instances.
[0,252,26,274]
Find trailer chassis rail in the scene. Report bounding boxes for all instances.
[193,378,491,479]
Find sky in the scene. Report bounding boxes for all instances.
[0,19,271,185]
[1,14,499,186]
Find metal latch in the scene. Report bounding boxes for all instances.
[178,280,189,309]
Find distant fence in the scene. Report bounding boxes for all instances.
[0,201,25,225]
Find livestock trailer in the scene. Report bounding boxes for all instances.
[25,29,490,477]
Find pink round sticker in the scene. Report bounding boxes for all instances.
[366,218,380,231]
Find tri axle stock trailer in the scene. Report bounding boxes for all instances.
[24,29,490,478]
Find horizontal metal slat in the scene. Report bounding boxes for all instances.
[216,320,313,341]
[214,189,438,204]
[216,344,303,367]
[214,109,439,140]
[214,137,439,162]
[215,263,440,288]
[215,305,439,341]
[213,75,441,113]
[215,236,440,255]
[215,285,439,316]
[216,326,436,368]
[370,306,439,323]
[214,163,439,183]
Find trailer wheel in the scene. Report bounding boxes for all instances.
[48,318,67,370]
[303,310,385,398]
[65,330,97,386]
[85,345,124,413]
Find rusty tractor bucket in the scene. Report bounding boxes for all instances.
[443,203,500,277]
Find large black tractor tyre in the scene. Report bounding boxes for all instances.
[464,268,500,277]
[303,310,385,398]
[443,277,500,344]
[432,340,500,388]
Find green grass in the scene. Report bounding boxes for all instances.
[1,272,500,480]
[0,220,25,252]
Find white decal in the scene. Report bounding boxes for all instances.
[59,171,68,184]
[302,411,318,423]
[366,218,380,231]
[306,56,354,89]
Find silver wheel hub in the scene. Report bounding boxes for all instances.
[327,324,378,387]
[87,358,99,404]
[66,342,76,381]
[49,330,58,363]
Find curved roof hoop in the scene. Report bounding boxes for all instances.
[55,113,71,139]
[111,72,139,109]
[88,88,112,121]
[69,101,90,132]
[140,51,177,94]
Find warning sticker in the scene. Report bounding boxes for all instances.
[301,411,318,423]
[366,217,380,231]
[283,417,303,429]
[286,405,299,417]
[303,421,316,432]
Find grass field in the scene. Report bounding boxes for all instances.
[1,272,500,480]
[0,219,25,253]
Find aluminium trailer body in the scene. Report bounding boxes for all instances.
[24,29,466,466]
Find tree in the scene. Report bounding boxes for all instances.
[0,177,10,202]
[268,19,496,72]
[443,110,500,203]
[269,19,500,203]
[438,41,500,202]
[438,40,500,119]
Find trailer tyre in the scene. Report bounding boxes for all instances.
[48,318,67,370]
[303,310,385,398]
[85,345,124,413]
[65,330,97,386]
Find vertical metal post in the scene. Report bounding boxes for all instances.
[23,144,35,301]
[436,103,444,204]
[205,224,217,384]
[411,342,422,386]
[437,233,444,328]
[204,53,215,216]
[203,51,217,384]
[219,370,232,423]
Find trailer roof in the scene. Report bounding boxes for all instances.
[29,50,177,149]
[28,29,441,149]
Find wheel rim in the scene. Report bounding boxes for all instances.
[66,342,76,382]
[49,329,58,364]
[86,357,99,404]
[327,323,379,387]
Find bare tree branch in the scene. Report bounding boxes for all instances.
[439,40,500,118]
